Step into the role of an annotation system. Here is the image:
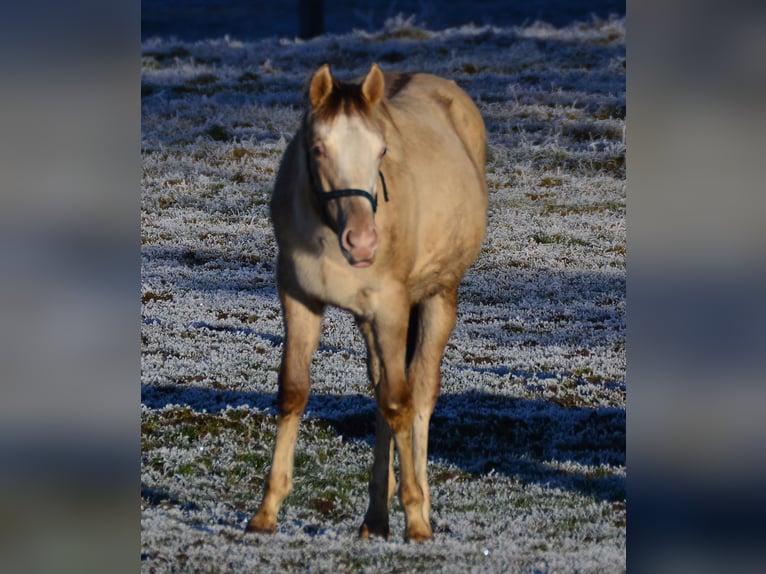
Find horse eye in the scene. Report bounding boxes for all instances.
[313,144,325,158]
[380,146,387,158]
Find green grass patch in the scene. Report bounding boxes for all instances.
[541,200,624,216]
[531,232,588,247]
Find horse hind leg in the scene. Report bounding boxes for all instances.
[359,321,396,539]
[360,408,395,539]
[406,303,420,368]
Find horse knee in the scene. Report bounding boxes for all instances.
[277,383,309,417]
[378,392,413,433]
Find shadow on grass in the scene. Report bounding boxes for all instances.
[141,246,625,503]
[142,382,625,503]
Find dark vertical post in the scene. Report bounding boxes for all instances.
[299,0,324,39]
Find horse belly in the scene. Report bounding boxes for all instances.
[409,197,485,300]
[408,233,479,301]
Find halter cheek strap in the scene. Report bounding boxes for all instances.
[305,146,389,215]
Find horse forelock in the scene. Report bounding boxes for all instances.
[310,79,371,122]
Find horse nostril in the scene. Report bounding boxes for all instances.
[342,228,355,250]
[343,226,378,254]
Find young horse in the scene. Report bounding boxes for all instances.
[246,63,487,542]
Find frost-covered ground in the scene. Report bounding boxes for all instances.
[141,14,625,572]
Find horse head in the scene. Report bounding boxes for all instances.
[303,63,388,268]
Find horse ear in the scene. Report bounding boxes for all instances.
[362,63,385,107]
[309,64,333,108]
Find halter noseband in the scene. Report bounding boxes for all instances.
[305,145,389,216]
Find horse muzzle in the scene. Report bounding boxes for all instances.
[340,222,379,267]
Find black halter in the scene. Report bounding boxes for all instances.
[305,145,389,215]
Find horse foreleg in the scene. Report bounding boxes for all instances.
[372,294,433,542]
[246,289,323,534]
[409,287,458,527]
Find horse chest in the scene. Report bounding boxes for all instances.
[292,250,379,317]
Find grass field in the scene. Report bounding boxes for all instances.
[141,14,625,572]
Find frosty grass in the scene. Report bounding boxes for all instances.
[141,15,625,573]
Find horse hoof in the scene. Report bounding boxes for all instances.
[245,514,276,534]
[359,521,389,540]
[406,526,434,543]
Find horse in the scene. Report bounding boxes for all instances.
[246,63,487,542]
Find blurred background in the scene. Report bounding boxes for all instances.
[142,0,625,41]
[3,0,766,572]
